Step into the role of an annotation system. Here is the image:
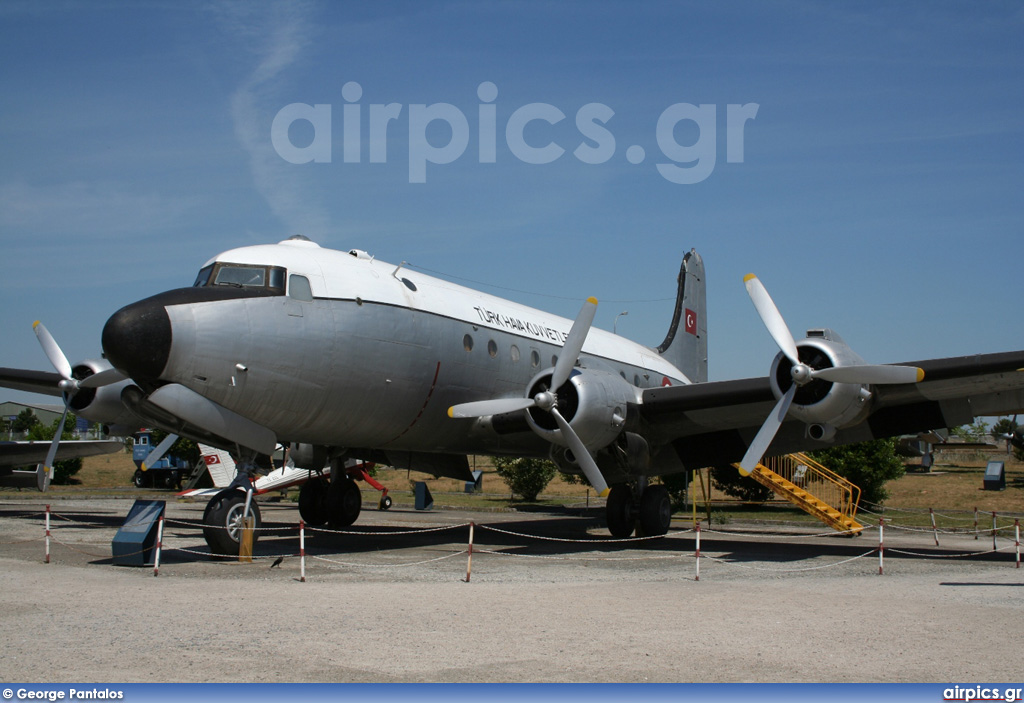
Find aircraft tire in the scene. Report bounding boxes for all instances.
[202,490,261,556]
[606,484,635,539]
[379,494,392,511]
[327,477,361,528]
[638,484,671,537]
[298,476,330,526]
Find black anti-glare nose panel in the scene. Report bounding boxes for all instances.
[102,295,173,383]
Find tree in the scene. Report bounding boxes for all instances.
[12,408,40,434]
[950,419,991,442]
[808,438,904,506]
[26,414,83,485]
[992,416,1024,460]
[709,464,774,503]
[492,456,557,501]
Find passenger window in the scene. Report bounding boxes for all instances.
[289,274,313,302]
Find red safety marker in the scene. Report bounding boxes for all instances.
[878,518,885,576]
[44,504,51,564]
[695,521,701,582]
[465,522,475,583]
[300,520,306,583]
[153,515,164,577]
[1015,519,1020,569]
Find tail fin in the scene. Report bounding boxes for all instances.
[198,444,237,488]
[656,249,707,383]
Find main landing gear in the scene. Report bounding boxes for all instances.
[297,461,391,529]
[605,481,672,539]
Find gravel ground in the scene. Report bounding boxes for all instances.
[1,498,1021,683]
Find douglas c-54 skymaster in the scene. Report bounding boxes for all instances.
[2,235,1022,554]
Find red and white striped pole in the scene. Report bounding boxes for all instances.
[465,522,475,583]
[930,507,939,546]
[992,512,998,551]
[153,515,164,577]
[299,520,306,583]
[878,518,884,576]
[695,520,701,582]
[44,504,51,564]
[1014,519,1020,569]
[974,507,979,540]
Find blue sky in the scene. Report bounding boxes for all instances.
[1,1,1021,408]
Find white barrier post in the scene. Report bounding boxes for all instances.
[992,512,998,551]
[299,520,306,583]
[695,520,701,582]
[44,504,51,564]
[153,515,164,577]
[878,518,884,576]
[1015,519,1020,569]
[974,507,979,540]
[465,522,475,583]
[929,508,939,546]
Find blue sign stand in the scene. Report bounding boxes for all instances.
[112,500,166,566]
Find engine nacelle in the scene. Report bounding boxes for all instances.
[525,367,638,451]
[769,330,874,430]
[67,359,140,428]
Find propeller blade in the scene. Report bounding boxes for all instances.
[739,385,796,474]
[41,405,70,488]
[78,368,128,388]
[550,406,610,497]
[36,464,50,492]
[811,364,924,385]
[141,433,179,472]
[448,397,536,419]
[744,275,800,366]
[33,321,73,380]
[550,297,598,391]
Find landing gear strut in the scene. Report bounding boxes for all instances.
[605,482,672,538]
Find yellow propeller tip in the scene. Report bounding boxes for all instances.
[743,273,757,283]
[916,368,925,382]
[598,488,611,498]
[586,296,598,305]
[446,407,455,419]
[32,320,41,329]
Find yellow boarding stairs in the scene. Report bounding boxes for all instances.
[734,453,864,534]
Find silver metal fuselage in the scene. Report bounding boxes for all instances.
[155,239,688,456]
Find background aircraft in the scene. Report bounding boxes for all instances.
[0,439,123,491]
[3,237,1023,553]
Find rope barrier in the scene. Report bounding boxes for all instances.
[17,502,1024,581]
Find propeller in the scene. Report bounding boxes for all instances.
[739,275,924,473]
[448,297,610,497]
[141,433,179,472]
[31,321,127,489]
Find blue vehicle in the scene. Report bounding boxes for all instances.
[132,430,190,489]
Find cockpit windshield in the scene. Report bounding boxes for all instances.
[193,263,286,293]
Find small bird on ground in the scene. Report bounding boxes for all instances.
[270,556,284,568]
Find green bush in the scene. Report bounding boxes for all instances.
[492,456,557,501]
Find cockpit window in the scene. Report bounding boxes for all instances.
[193,265,214,287]
[193,263,286,294]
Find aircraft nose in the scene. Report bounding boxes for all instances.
[102,296,172,383]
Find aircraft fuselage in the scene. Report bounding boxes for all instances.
[103,238,688,458]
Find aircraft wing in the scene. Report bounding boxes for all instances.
[0,367,63,397]
[0,440,124,469]
[640,350,1024,471]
